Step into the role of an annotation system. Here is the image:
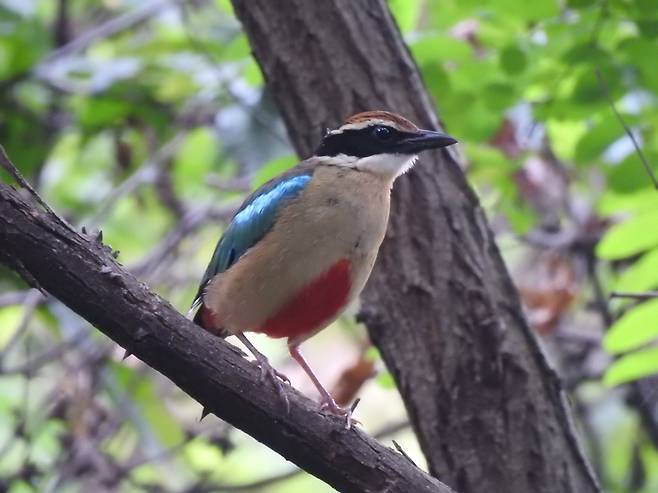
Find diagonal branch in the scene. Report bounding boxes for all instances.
[0,182,454,493]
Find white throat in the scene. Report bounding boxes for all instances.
[316,153,418,179]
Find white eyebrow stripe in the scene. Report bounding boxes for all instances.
[329,119,405,134]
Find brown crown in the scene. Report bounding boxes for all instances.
[343,111,418,132]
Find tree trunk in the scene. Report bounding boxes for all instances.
[229,1,601,492]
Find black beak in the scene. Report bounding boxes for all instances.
[399,129,457,153]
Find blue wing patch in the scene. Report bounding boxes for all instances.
[192,172,312,308]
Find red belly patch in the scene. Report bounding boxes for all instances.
[258,259,352,339]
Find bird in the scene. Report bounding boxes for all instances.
[191,110,457,427]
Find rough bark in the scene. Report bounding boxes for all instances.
[229,1,601,492]
[0,184,454,493]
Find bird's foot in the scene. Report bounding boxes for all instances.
[320,397,360,430]
[258,358,290,385]
[235,333,291,413]
[257,358,291,413]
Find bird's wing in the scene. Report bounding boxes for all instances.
[191,163,316,310]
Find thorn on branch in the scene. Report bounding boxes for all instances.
[122,349,132,361]
[200,407,212,421]
[342,398,361,430]
[392,439,417,467]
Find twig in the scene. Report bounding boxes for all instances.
[200,419,411,492]
[595,68,658,190]
[0,145,74,233]
[585,254,613,326]
[0,290,45,308]
[609,291,658,301]
[0,290,43,368]
[35,0,184,70]
[587,254,658,448]
[130,203,237,277]
[0,331,91,376]
[179,8,290,146]
[86,133,185,229]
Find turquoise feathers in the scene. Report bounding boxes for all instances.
[193,171,312,306]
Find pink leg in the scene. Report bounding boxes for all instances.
[236,333,290,411]
[288,343,356,429]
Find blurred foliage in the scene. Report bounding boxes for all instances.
[1,0,658,492]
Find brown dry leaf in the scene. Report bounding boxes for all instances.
[332,354,377,407]
[489,118,521,158]
[518,253,577,335]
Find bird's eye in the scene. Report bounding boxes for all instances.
[372,126,392,141]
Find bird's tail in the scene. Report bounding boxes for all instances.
[188,299,229,338]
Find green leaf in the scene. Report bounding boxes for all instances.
[637,20,658,37]
[184,440,225,471]
[112,364,184,447]
[7,480,35,493]
[243,60,264,86]
[502,200,537,234]
[364,346,381,361]
[494,0,559,20]
[634,0,658,12]
[615,247,658,293]
[568,65,622,108]
[411,35,472,64]
[604,298,658,353]
[618,37,657,67]
[607,152,658,193]
[482,82,517,112]
[546,119,587,162]
[597,210,658,260]
[377,371,397,389]
[0,306,23,348]
[30,420,65,469]
[567,0,598,7]
[73,96,131,130]
[562,43,609,65]
[389,0,421,33]
[574,117,626,163]
[155,72,198,103]
[439,92,501,140]
[604,346,658,385]
[500,45,527,75]
[467,144,515,173]
[598,187,658,216]
[173,127,219,197]
[252,155,297,188]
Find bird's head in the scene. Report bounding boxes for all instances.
[314,111,457,179]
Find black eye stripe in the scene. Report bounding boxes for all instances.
[315,126,414,157]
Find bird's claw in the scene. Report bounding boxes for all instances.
[320,397,360,430]
[257,359,291,413]
[259,363,290,385]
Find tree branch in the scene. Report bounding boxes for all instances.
[0,183,454,493]
[610,291,658,301]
